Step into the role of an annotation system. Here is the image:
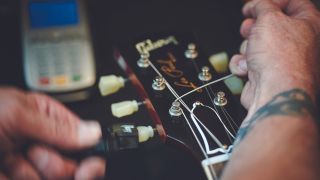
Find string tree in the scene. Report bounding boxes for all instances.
[137,52,150,68]
[152,76,166,91]
[214,91,228,106]
[184,43,198,59]
[198,66,212,81]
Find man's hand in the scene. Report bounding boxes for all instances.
[221,1,320,179]
[0,87,106,179]
[229,0,320,118]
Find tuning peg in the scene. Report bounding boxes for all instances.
[224,76,244,95]
[136,126,155,143]
[185,43,198,59]
[137,52,150,68]
[214,91,228,106]
[209,52,229,73]
[99,75,125,96]
[198,66,212,81]
[111,100,142,118]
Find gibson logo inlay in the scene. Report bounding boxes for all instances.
[135,36,178,54]
[157,53,202,93]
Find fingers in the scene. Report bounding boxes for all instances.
[274,0,318,17]
[75,157,106,180]
[1,154,40,180]
[240,18,256,38]
[16,93,102,150]
[243,0,318,18]
[243,0,284,18]
[28,145,77,179]
[239,40,248,55]
[28,145,106,180]
[229,54,248,77]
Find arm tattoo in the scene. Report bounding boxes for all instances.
[233,89,317,146]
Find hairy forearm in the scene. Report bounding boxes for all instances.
[222,89,320,180]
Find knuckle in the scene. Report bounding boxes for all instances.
[261,10,282,21]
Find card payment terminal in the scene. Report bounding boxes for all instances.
[21,0,96,93]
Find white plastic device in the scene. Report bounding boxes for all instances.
[22,0,96,93]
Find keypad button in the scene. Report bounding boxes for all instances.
[54,76,68,85]
[39,77,50,85]
[72,75,82,82]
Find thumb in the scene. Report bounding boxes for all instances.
[16,93,102,150]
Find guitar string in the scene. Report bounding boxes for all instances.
[174,62,238,131]
[175,74,233,101]
[176,76,239,139]
[148,59,225,180]
[221,107,239,134]
[190,103,234,155]
[191,59,234,143]
[148,61,216,157]
[190,60,235,143]
[193,103,235,139]
[190,104,224,152]
[148,61,227,149]
[181,59,240,141]
[181,110,209,158]
[182,109,218,180]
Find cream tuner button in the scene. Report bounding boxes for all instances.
[137,126,154,143]
[99,75,125,96]
[111,100,139,118]
[209,52,229,73]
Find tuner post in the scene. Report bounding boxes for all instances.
[214,91,228,106]
[185,43,198,59]
[152,76,166,91]
[137,52,150,68]
[198,66,212,81]
[169,101,183,117]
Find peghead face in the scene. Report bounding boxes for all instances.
[214,91,228,106]
[198,66,212,81]
[152,76,166,91]
[185,43,198,59]
[137,52,150,68]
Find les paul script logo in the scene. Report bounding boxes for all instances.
[135,36,201,93]
[157,53,202,93]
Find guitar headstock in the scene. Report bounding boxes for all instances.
[105,33,246,179]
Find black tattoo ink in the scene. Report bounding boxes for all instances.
[234,89,316,146]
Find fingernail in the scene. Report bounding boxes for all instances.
[78,121,102,147]
[33,147,49,171]
[239,60,248,72]
[240,40,248,54]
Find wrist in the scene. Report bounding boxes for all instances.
[249,71,317,115]
[235,88,317,146]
